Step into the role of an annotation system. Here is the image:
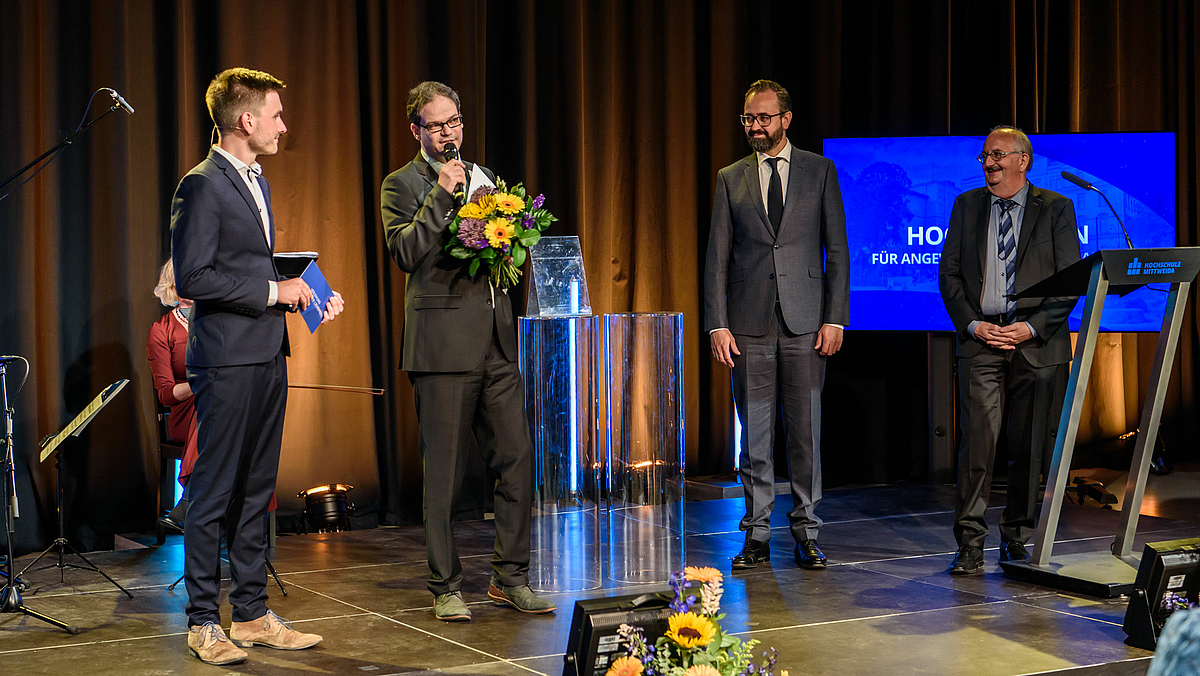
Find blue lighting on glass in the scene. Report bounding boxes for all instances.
[569,279,580,493]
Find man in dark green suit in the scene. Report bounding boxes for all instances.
[380,81,554,621]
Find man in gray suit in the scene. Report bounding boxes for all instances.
[704,79,849,571]
[380,81,554,621]
[938,126,1081,574]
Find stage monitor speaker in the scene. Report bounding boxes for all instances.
[1124,537,1200,650]
[562,591,673,676]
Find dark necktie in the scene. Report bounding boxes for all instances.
[997,198,1017,316]
[766,157,783,235]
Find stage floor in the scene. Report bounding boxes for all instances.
[2,483,1195,676]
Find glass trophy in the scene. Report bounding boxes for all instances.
[526,236,591,316]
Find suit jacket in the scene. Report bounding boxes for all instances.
[704,146,850,336]
[938,183,1081,367]
[171,149,289,368]
[380,152,514,373]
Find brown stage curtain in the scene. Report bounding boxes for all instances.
[0,0,1196,552]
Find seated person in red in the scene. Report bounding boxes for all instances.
[148,259,197,531]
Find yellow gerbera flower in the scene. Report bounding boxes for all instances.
[495,193,526,215]
[477,193,498,216]
[684,566,723,584]
[606,656,644,676]
[665,612,716,649]
[682,666,721,676]
[458,203,484,220]
[485,218,514,248]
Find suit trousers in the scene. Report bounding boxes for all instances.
[954,346,1063,548]
[408,328,533,596]
[732,306,825,543]
[184,351,287,626]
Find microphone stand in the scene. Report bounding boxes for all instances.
[0,361,78,634]
[0,97,124,197]
[1061,171,1134,249]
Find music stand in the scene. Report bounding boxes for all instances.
[999,247,1200,597]
[1,359,78,633]
[17,380,133,598]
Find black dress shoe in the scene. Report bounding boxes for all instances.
[157,515,185,534]
[732,539,771,570]
[998,541,1030,563]
[795,540,827,569]
[949,545,984,575]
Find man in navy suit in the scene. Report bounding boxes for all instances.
[172,67,343,665]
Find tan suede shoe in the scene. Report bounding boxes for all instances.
[188,622,248,665]
[229,610,322,650]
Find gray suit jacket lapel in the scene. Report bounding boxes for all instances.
[1014,185,1043,268]
[777,146,807,236]
[741,156,773,237]
[975,190,992,278]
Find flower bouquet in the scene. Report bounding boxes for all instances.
[444,180,558,288]
[608,567,786,676]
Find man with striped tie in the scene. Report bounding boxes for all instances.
[938,126,1081,575]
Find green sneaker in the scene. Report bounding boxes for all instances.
[487,578,556,614]
[433,591,472,622]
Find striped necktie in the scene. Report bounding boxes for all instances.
[997,198,1017,316]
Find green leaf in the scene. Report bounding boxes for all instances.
[479,248,496,262]
[519,230,541,247]
[512,244,527,268]
[468,258,481,277]
[449,246,472,260]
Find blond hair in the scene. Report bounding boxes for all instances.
[206,67,286,131]
[153,259,179,307]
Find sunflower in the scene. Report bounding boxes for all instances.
[605,656,644,676]
[495,193,526,215]
[458,202,485,220]
[485,217,514,248]
[682,666,721,676]
[665,612,717,649]
[683,566,723,584]
[476,193,498,216]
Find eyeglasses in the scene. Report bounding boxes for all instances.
[418,114,464,135]
[739,112,786,127]
[977,150,1024,163]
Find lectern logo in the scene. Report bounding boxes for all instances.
[1128,259,1183,277]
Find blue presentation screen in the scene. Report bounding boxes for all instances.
[823,133,1175,331]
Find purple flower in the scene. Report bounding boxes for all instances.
[457,218,489,249]
[471,185,499,201]
[521,213,535,228]
[532,194,545,209]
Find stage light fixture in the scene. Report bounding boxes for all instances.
[297,483,354,534]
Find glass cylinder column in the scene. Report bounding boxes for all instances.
[603,312,685,584]
[519,315,601,592]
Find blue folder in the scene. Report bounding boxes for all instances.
[299,261,334,333]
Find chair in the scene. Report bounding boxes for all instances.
[156,403,184,545]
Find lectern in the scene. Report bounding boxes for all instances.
[999,247,1200,597]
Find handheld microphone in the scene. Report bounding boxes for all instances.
[441,142,466,204]
[107,89,135,115]
[1060,171,1133,249]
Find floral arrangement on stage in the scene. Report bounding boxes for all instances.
[445,181,558,288]
[608,567,786,676]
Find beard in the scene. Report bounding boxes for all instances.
[746,124,783,153]
[248,132,279,156]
